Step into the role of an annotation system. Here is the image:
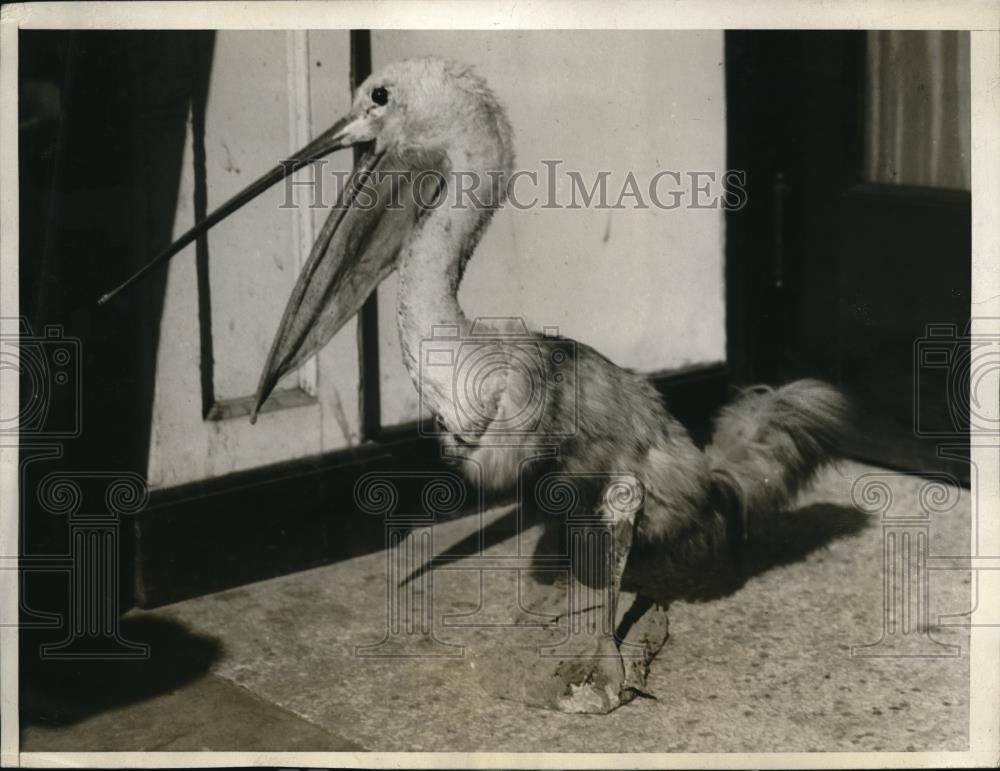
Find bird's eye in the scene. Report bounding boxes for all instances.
[371,86,389,106]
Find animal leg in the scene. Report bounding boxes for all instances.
[597,475,642,632]
[600,479,671,697]
[509,474,670,714]
[609,501,636,624]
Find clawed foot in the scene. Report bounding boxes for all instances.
[542,503,668,713]
[548,592,667,713]
[478,498,669,714]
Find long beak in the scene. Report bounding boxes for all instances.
[251,140,444,421]
[98,111,429,425]
[250,143,445,422]
[98,114,358,306]
[250,146,391,422]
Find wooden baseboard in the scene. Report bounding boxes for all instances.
[133,362,730,608]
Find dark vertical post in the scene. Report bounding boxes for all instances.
[351,30,382,441]
[191,34,217,418]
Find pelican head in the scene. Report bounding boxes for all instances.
[342,58,515,175]
[101,58,516,421]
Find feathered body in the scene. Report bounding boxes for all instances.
[366,59,848,575]
[438,334,847,575]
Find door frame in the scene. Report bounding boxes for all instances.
[724,30,972,481]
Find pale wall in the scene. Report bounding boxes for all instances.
[147,31,359,489]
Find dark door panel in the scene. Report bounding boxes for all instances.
[726,31,971,482]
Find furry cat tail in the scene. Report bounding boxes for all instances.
[705,379,850,543]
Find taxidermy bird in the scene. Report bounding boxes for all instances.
[101,57,847,711]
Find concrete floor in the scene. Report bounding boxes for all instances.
[21,460,971,752]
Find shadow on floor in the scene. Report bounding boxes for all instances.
[627,502,871,605]
[20,614,222,727]
[404,501,869,596]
